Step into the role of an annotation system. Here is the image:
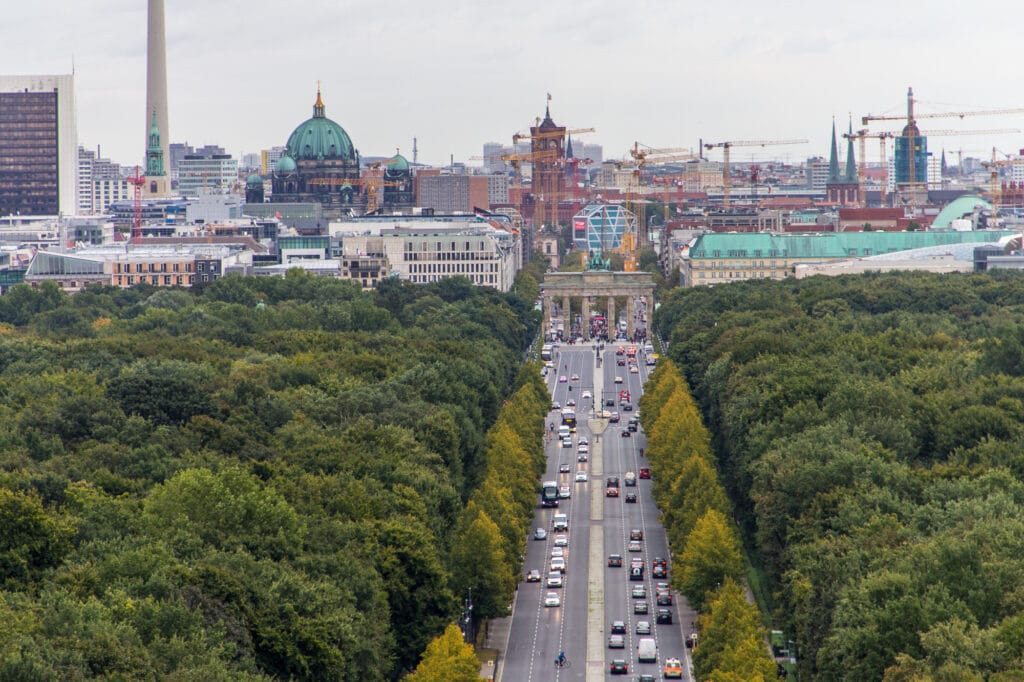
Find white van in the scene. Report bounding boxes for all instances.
[558,425,571,441]
[637,637,657,662]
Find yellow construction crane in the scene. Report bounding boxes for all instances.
[629,142,701,229]
[703,138,807,208]
[862,87,1024,197]
[513,127,595,144]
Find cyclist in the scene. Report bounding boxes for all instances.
[557,651,566,667]
[549,422,554,433]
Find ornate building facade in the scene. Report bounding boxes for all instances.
[271,90,362,217]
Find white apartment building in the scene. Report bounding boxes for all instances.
[177,154,239,197]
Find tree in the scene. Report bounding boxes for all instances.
[106,358,215,426]
[449,503,514,619]
[677,509,744,612]
[404,623,480,682]
[0,490,75,589]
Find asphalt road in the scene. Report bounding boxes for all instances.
[502,343,699,682]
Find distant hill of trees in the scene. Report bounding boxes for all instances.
[0,270,540,680]
[657,271,1024,680]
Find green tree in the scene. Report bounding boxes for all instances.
[0,490,75,589]
[404,623,479,682]
[450,503,514,620]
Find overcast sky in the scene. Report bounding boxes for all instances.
[4,0,1024,168]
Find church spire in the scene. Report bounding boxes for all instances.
[146,109,166,177]
[313,82,325,118]
[566,133,574,158]
[844,117,857,182]
[828,118,840,182]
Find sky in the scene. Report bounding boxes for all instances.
[4,0,1024,169]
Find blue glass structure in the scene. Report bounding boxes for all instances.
[572,204,636,252]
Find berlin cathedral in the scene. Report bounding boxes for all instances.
[246,89,414,217]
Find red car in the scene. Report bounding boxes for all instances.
[638,467,651,479]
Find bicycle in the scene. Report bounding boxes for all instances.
[554,657,571,669]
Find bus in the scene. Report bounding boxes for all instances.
[541,344,553,361]
[541,480,560,507]
[561,408,577,428]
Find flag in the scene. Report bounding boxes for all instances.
[275,211,281,219]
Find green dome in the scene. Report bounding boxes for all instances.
[385,154,409,171]
[246,173,263,186]
[285,91,355,162]
[275,154,296,173]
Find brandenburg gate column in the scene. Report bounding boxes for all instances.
[581,296,590,341]
[646,292,655,334]
[626,296,636,340]
[607,296,616,332]
[562,295,571,335]
[542,293,551,340]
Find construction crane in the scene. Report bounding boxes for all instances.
[126,166,147,244]
[862,87,1024,199]
[703,139,807,208]
[512,127,595,144]
[983,148,1020,224]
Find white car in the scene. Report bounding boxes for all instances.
[559,486,571,499]
[566,398,576,407]
[581,390,592,400]
[550,557,566,573]
[575,471,588,482]
[554,534,569,547]
[544,591,561,607]
[547,572,563,588]
[578,437,589,446]
[551,547,564,558]
[629,365,639,374]
[577,443,589,454]
[614,376,624,384]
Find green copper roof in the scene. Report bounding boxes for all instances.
[246,173,263,185]
[385,153,409,172]
[689,230,1017,260]
[828,120,840,182]
[285,91,355,162]
[275,154,296,173]
[931,195,991,229]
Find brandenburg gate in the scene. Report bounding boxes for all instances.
[540,271,656,341]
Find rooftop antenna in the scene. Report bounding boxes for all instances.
[412,137,418,163]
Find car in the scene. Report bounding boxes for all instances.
[550,557,565,573]
[601,409,613,418]
[545,361,555,369]
[625,492,638,503]
[544,591,561,607]
[634,600,648,614]
[610,659,628,674]
[526,569,541,582]
[577,443,589,454]
[578,453,589,462]
[575,471,588,482]
[608,634,625,649]
[606,487,619,497]
[605,398,615,407]
[558,375,567,383]
[614,376,623,384]
[620,430,631,438]
[559,462,571,473]
[630,528,644,541]
[607,476,620,487]
[627,421,637,431]
[663,657,683,678]
[609,412,620,423]
[652,557,668,568]
[617,358,626,366]
[656,608,673,624]
[607,554,623,567]
[554,534,568,547]
[570,373,579,381]
[566,398,576,407]
[630,565,644,581]
[635,620,651,635]
[562,438,573,448]
[632,584,647,599]
[551,401,561,410]
[652,565,667,578]
[551,547,564,558]
[541,367,547,377]
[657,591,673,605]
[628,540,642,552]
[581,390,592,400]
[552,514,568,531]
[533,527,547,541]
[628,416,639,427]
[610,620,626,634]
[622,401,634,411]
[625,472,637,486]
[630,365,639,374]
[558,486,571,499]
[577,437,589,445]
[546,572,563,588]
[639,467,651,479]
[636,675,655,682]
[615,347,625,356]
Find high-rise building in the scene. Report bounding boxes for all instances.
[417,173,490,213]
[168,142,192,181]
[261,147,286,176]
[805,157,829,191]
[483,142,508,175]
[582,143,603,166]
[145,0,171,197]
[0,74,78,216]
[78,146,96,214]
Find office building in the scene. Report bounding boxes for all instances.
[177,154,239,197]
[417,173,491,213]
[0,74,78,216]
[261,146,286,176]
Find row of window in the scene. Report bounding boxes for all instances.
[410,262,497,274]
[114,275,194,286]
[405,241,489,252]
[696,271,782,280]
[402,251,496,261]
[114,262,193,274]
[410,274,497,285]
[692,260,788,269]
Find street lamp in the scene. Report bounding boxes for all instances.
[788,639,799,681]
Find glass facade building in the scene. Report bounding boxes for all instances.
[0,90,59,215]
[572,204,636,252]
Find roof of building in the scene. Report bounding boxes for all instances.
[285,90,356,163]
[932,195,991,229]
[689,230,1019,260]
[384,153,409,173]
[246,173,263,186]
[275,154,297,173]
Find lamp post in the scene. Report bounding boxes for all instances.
[788,639,799,681]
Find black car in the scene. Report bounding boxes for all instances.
[610,620,627,634]
[610,659,628,674]
[652,565,667,578]
[621,430,631,438]
[625,492,637,503]
[605,398,615,407]
[622,403,633,411]
[657,592,673,605]
[656,608,673,624]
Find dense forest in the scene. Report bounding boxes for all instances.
[0,268,542,680]
[657,271,1024,680]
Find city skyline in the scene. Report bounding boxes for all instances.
[3,0,1024,168]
